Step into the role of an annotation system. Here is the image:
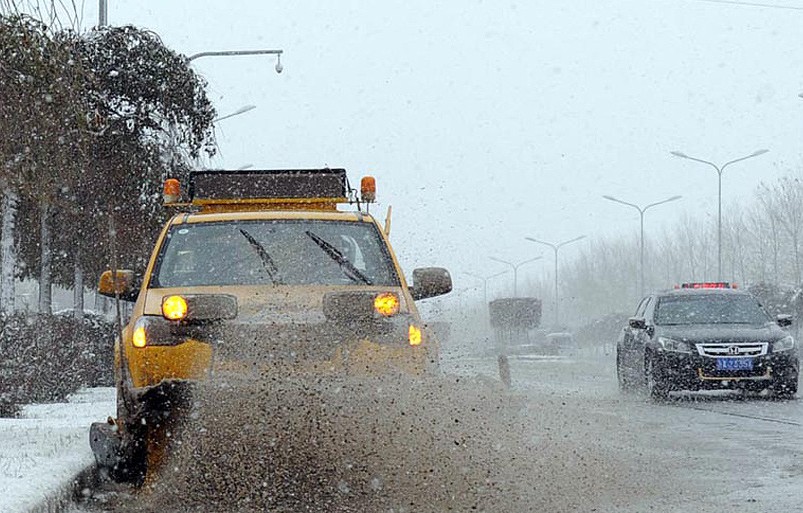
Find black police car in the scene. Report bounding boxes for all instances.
[616,283,798,400]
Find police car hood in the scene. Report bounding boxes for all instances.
[655,323,786,343]
[144,284,410,323]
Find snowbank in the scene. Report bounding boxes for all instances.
[0,388,115,512]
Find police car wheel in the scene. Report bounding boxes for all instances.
[772,375,798,399]
[645,356,669,401]
[616,349,635,393]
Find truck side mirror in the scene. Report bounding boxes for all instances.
[98,270,138,302]
[410,267,452,301]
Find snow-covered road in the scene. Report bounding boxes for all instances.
[1,388,115,513]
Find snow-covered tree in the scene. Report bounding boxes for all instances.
[1,12,216,314]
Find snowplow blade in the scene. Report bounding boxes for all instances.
[89,419,123,468]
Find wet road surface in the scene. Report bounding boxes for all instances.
[448,353,803,512]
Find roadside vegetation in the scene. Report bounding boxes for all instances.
[0,311,114,416]
[0,3,216,410]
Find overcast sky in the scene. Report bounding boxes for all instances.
[75,0,803,297]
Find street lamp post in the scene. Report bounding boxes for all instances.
[524,236,586,327]
[488,256,542,297]
[602,194,682,296]
[187,49,284,74]
[670,149,768,280]
[463,271,509,305]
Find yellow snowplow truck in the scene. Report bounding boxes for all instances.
[89,169,452,484]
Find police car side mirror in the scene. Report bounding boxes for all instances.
[410,267,452,301]
[98,270,139,302]
[628,317,647,330]
[777,314,793,327]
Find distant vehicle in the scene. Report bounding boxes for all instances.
[545,332,578,356]
[616,282,799,400]
[89,169,452,484]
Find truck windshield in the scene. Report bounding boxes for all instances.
[654,294,770,326]
[151,220,399,287]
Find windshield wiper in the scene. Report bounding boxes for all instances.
[239,228,281,285]
[305,230,372,285]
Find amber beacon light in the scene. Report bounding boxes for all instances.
[132,324,147,348]
[361,176,376,202]
[408,324,422,346]
[163,178,181,204]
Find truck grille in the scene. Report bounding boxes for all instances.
[695,342,768,358]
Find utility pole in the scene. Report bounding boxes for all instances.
[99,0,107,26]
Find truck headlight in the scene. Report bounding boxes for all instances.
[773,335,795,352]
[162,295,188,321]
[657,336,691,354]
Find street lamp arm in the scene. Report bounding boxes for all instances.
[602,195,642,213]
[489,256,541,270]
[487,270,509,279]
[489,256,539,297]
[525,235,584,251]
[464,270,507,281]
[462,272,484,282]
[187,49,284,62]
[671,151,721,173]
[721,149,769,172]
[489,256,514,269]
[516,256,543,268]
[556,235,587,249]
[524,237,557,251]
[643,195,682,212]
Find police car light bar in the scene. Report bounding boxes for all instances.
[189,169,349,203]
[678,282,735,289]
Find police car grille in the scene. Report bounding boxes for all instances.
[695,343,768,357]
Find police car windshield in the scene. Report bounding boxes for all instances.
[152,220,399,287]
[654,294,770,326]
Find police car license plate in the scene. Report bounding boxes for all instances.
[716,358,753,371]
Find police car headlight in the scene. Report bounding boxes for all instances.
[773,335,795,352]
[657,337,692,354]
